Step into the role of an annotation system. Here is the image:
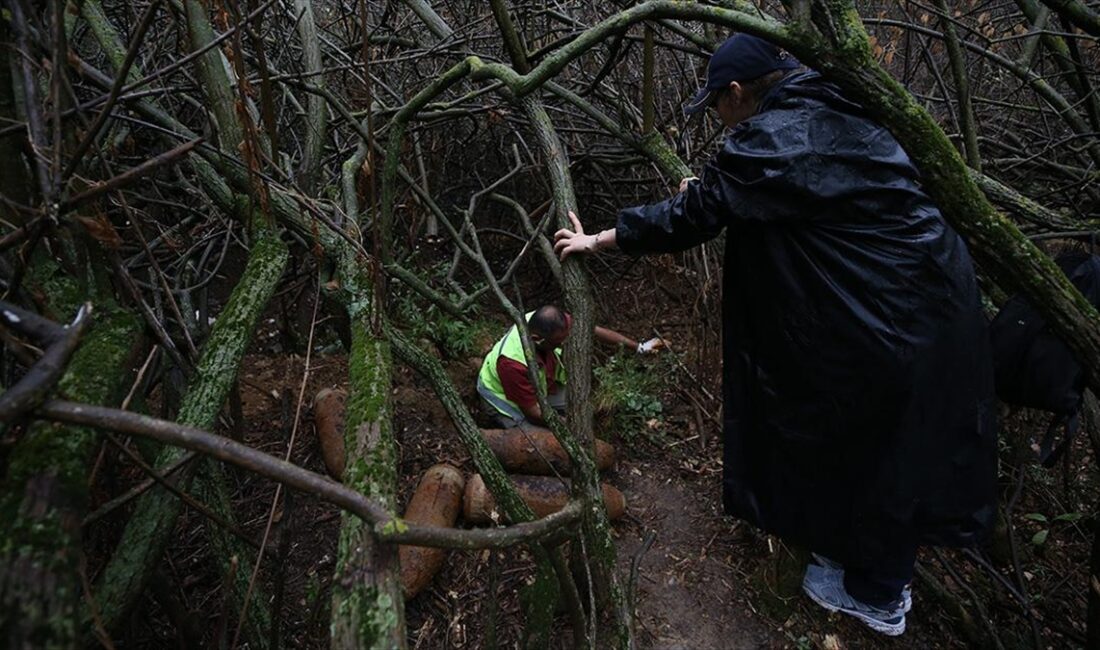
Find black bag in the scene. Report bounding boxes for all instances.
[989,253,1100,465]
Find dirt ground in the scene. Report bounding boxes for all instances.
[95,251,1096,649]
[613,452,781,649]
[231,344,796,650]
[212,348,957,650]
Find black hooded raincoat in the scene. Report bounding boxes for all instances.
[615,71,997,565]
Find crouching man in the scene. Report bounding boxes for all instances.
[477,304,660,428]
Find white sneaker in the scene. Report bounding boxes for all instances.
[810,552,912,613]
[803,563,907,636]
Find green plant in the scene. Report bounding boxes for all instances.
[1023,511,1085,547]
[429,309,498,358]
[593,351,668,442]
[389,261,498,359]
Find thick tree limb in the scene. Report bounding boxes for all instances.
[489,0,531,73]
[91,227,287,640]
[328,310,406,649]
[972,171,1090,232]
[0,296,141,650]
[292,0,327,194]
[0,299,66,345]
[518,93,632,649]
[399,0,454,40]
[1038,0,1100,36]
[35,399,585,549]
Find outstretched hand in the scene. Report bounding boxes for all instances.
[679,176,699,193]
[553,210,599,260]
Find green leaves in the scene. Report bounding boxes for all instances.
[593,351,667,441]
[1024,512,1084,546]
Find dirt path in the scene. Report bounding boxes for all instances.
[612,449,784,649]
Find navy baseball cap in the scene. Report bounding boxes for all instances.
[684,33,800,115]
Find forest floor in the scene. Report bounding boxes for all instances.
[98,252,1096,649]
[202,342,949,648]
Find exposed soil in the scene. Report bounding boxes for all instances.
[94,251,1100,649]
[223,345,793,650]
[613,452,780,649]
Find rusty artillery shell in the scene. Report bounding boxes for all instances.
[312,388,347,480]
[463,473,625,524]
[480,427,616,475]
[399,464,466,599]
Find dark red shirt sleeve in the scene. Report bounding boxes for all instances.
[497,350,560,412]
[497,356,537,411]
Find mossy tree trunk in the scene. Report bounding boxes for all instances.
[91,228,287,642]
[328,255,406,648]
[518,94,633,649]
[88,4,280,642]
[0,270,143,650]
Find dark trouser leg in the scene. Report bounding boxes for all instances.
[477,379,526,428]
[842,542,917,608]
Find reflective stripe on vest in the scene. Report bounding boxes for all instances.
[477,311,566,417]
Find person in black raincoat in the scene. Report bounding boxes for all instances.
[554,33,997,636]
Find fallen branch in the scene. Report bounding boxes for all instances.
[0,303,92,421]
[34,399,584,549]
[0,299,68,345]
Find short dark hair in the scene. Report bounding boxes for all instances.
[529,305,567,338]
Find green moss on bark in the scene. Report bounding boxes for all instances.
[330,322,406,649]
[92,229,287,641]
[517,94,633,648]
[0,303,141,650]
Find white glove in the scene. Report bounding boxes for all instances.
[636,337,665,354]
